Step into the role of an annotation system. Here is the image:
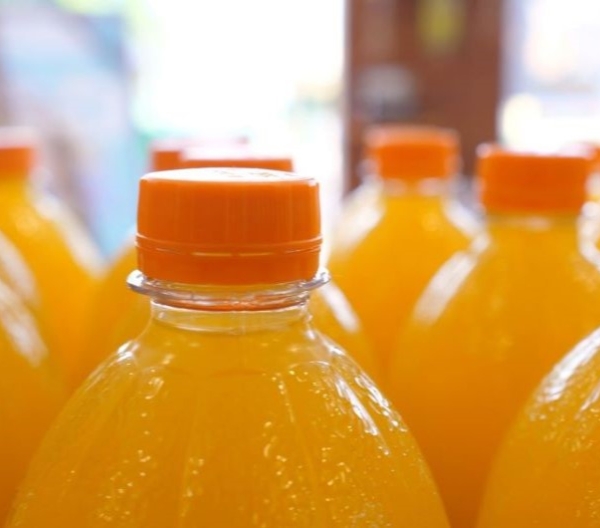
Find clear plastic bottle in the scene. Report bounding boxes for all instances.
[7,168,449,528]
[80,149,378,385]
[328,125,477,367]
[389,146,600,528]
[0,129,102,384]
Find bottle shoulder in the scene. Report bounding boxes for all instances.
[0,185,103,275]
[406,233,600,331]
[8,338,449,528]
[330,192,472,266]
[524,327,600,418]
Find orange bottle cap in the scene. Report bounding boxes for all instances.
[149,139,190,172]
[182,147,293,172]
[562,142,600,173]
[365,125,459,180]
[0,128,37,178]
[477,144,591,213]
[150,137,252,172]
[137,168,321,285]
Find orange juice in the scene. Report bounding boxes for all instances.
[328,126,476,367]
[0,278,65,522]
[388,146,600,528]
[0,231,39,311]
[80,149,378,384]
[478,327,600,527]
[0,131,102,384]
[7,168,449,527]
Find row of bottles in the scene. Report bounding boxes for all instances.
[388,146,600,527]
[0,129,102,521]
[2,124,600,526]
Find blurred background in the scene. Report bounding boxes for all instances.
[0,0,598,256]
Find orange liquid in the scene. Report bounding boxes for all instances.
[0,178,102,383]
[0,231,39,311]
[388,215,600,528]
[478,328,600,527]
[9,300,448,527]
[0,280,65,522]
[80,241,379,384]
[328,179,475,367]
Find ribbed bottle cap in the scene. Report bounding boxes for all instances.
[181,147,293,172]
[137,168,322,285]
[477,144,590,213]
[365,125,459,180]
[0,128,37,179]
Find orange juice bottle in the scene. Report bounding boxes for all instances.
[0,130,102,384]
[0,278,65,522]
[7,168,449,528]
[80,148,377,384]
[328,125,477,367]
[478,327,600,527]
[388,146,600,528]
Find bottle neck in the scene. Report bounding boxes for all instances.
[128,270,329,331]
[149,299,311,333]
[0,175,28,193]
[369,174,451,198]
[483,210,585,251]
[485,210,580,228]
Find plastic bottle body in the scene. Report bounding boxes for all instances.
[478,328,600,528]
[0,179,102,383]
[8,277,448,528]
[388,214,600,528]
[328,178,475,366]
[0,279,65,522]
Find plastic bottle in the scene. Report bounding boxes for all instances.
[80,149,378,384]
[149,136,250,171]
[328,125,477,367]
[388,146,600,528]
[7,168,449,528]
[0,129,102,384]
[478,327,600,527]
[0,278,65,522]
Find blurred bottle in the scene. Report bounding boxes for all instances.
[149,136,249,171]
[80,145,379,384]
[0,276,65,522]
[478,327,600,527]
[328,125,477,367]
[562,142,600,246]
[576,142,600,203]
[389,146,600,528]
[7,168,449,528]
[0,129,102,385]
